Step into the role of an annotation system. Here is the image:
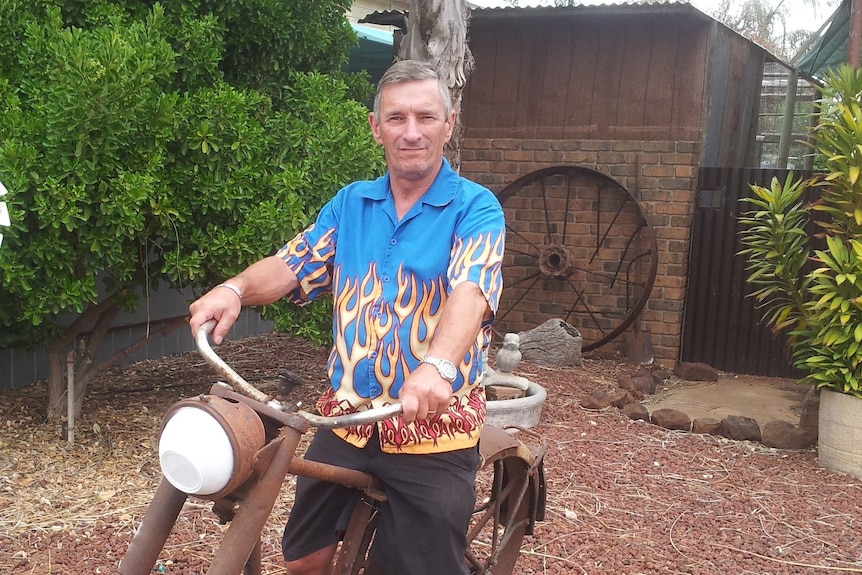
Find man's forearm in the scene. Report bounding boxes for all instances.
[225,255,299,306]
[426,282,490,363]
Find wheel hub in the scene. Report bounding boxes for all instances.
[538,244,572,277]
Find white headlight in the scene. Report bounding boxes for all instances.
[159,406,235,495]
[158,396,265,497]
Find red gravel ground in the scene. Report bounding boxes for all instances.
[1,332,861,574]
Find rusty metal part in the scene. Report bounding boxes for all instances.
[118,479,188,575]
[209,382,309,431]
[332,495,382,575]
[243,540,262,575]
[466,425,547,574]
[207,428,302,575]
[288,457,386,502]
[197,321,270,403]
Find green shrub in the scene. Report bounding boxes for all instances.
[0,0,383,417]
[738,65,862,398]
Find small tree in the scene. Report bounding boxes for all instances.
[0,1,384,420]
[738,64,862,398]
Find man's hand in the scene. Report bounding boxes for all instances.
[188,287,242,345]
[188,256,299,345]
[399,363,454,423]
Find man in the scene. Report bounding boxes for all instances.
[188,59,505,574]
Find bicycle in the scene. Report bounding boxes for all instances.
[119,320,546,575]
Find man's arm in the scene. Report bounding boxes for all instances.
[189,255,298,345]
[399,281,490,423]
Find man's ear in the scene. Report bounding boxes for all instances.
[369,112,383,144]
[445,110,456,141]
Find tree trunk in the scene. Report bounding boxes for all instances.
[399,0,474,172]
[517,318,584,367]
[45,296,186,424]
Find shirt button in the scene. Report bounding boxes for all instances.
[383,276,390,283]
[390,239,397,245]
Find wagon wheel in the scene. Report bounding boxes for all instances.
[495,165,658,351]
[466,427,546,575]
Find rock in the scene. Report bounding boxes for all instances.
[673,362,719,382]
[486,385,525,401]
[650,366,673,382]
[634,366,652,378]
[621,402,649,421]
[632,374,657,395]
[612,390,638,409]
[761,420,817,450]
[581,388,631,410]
[618,375,635,391]
[650,408,691,431]
[518,318,583,366]
[719,415,761,441]
[799,387,820,435]
[691,417,721,435]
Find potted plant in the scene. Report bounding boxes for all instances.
[738,64,862,480]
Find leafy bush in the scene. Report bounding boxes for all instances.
[0,0,384,417]
[738,65,862,398]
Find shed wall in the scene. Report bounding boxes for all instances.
[462,14,709,142]
[701,23,766,168]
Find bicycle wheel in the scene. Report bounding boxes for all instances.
[467,426,546,574]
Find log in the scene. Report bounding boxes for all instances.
[517,318,583,367]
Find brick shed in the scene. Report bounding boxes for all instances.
[458,3,817,372]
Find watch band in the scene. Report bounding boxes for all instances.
[421,356,458,383]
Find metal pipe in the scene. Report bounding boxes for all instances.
[196,320,403,428]
[66,351,74,444]
[776,68,798,169]
[118,480,188,575]
[207,429,303,575]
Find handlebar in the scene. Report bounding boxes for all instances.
[195,320,402,429]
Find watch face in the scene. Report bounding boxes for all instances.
[439,360,457,380]
[424,356,457,381]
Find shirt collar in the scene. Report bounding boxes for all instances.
[360,158,457,206]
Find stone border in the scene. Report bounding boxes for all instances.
[580,362,819,450]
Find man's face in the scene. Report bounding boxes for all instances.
[369,78,455,183]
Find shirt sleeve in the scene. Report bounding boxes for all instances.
[447,192,506,319]
[275,200,340,305]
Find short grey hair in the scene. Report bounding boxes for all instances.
[372,60,452,118]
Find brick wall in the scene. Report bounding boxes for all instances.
[460,137,700,367]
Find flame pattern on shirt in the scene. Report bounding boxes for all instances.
[276,183,504,453]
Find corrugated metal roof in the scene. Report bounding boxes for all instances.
[469,2,803,70]
[470,0,710,18]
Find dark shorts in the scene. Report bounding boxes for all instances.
[282,428,480,575]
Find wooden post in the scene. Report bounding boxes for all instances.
[66,351,75,443]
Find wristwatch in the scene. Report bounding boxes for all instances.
[421,356,458,383]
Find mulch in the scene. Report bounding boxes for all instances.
[1,332,861,574]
